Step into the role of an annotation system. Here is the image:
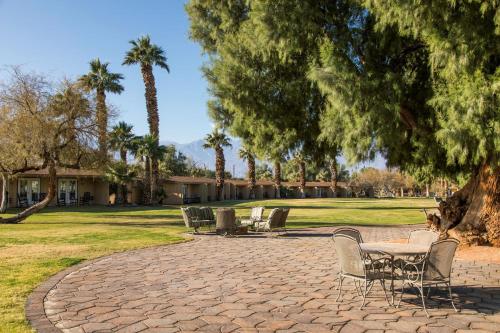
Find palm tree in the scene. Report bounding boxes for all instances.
[239,146,256,199]
[123,35,169,203]
[131,135,167,204]
[273,160,282,199]
[105,161,136,205]
[292,153,307,198]
[79,58,124,161]
[109,122,135,203]
[109,122,135,164]
[203,129,231,201]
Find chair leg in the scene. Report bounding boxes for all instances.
[417,284,430,317]
[336,276,344,301]
[379,279,390,305]
[396,282,406,308]
[447,283,458,312]
[360,280,370,309]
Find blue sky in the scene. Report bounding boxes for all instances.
[0,0,211,143]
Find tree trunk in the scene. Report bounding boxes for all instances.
[151,157,159,204]
[120,149,128,204]
[274,161,281,199]
[143,157,152,204]
[438,163,499,246]
[247,155,256,199]
[329,159,338,198]
[0,172,8,213]
[140,64,160,204]
[425,183,430,198]
[0,162,57,224]
[299,161,306,198]
[96,88,108,163]
[215,147,225,201]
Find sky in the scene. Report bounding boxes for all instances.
[0,0,211,143]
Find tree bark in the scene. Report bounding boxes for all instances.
[329,159,338,198]
[425,183,430,197]
[140,64,160,204]
[247,155,256,199]
[299,161,306,198]
[438,163,499,246]
[215,147,225,201]
[120,149,128,204]
[0,172,8,213]
[96,88,108,163]
[274,161,281,199]
[143,157,152,204]
[0,162,57,224]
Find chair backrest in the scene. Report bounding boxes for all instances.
[332,234,365,277]
[268,208,283,228]
[408,229,439,246]
[250,207,264,221]
[423,238,459,281]
[180,207,192,228]
[200,207,214,220]
[333,227,363,243]
[280,208,290,227]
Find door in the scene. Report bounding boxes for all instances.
[58,179,77,205]
[18,178,40,205]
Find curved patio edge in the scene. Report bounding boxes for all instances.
[25,236,195,333]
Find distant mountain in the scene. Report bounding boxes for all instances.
[161,138,387,178]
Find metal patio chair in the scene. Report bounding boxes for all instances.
[333,227,364,243]
[332,234,391,309]
[240,206,265,227]
[396,238,460,317]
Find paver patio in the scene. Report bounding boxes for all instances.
[27,226,500,333]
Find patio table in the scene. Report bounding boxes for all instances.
[360,242,429,305]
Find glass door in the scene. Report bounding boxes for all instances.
[58,179,77,205]
[18,178,40,205]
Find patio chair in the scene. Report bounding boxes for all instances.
[17,194,28,208]
[180,207,215,233]
[333,227,364,243]
[408,229,439,246]
[80,192,93,205]
[254,208,283,233]
[181,207,203,233]
[396,238,460,317]
[240,206,265,227]
[332,234,390,309]
[57,193,66,206]
[279,208,290,233]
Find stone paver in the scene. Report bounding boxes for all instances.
[27,226,500,332]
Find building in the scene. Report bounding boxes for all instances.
[0,168,110,208]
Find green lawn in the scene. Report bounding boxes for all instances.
[0,198,434,332]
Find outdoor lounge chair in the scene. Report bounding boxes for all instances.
[332,234,390,309]
[333,227,364,243]
[254,208,283,233]
[180,207,215,233]
[240,207,265,227]
[396,238,460,317]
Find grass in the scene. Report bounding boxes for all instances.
[0,197,434,332]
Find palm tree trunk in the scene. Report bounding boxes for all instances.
[143,157,152,204]
[0,172,8,213]
[120,149,128,204]
[151,158,159,204]
[329,159,338,198]
[248,155,256,199]
[96,88,108,163]
[299,161,306,198]
[274,161,281,199]
[215,147,225,201]
[140,64,160,204]
[0,161,57,224]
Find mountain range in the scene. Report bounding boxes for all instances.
[161,138,386,178]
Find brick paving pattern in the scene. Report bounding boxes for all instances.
[29,226,500,332]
